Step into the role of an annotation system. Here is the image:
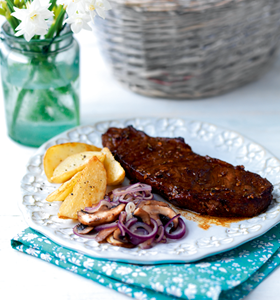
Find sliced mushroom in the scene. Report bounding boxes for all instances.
[75,223,94,234]
[107,233,135,248]
[138,201,178,228]
[137,200,169,208]
[139,237,154,249]
[133,207,151,225]
[77,203,125,226]
[95,226,117,243]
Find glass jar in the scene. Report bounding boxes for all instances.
[0,22,80,147]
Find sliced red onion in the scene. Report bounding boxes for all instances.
[104,195,111,202]
[155,225,165,243]
[94,221,118,232]
[128,227,150,246]
[112,183,152,200]
[164,216,186,239]
[73,224,96,239]
[122,218,158,243]
[84,200,113,213]
[129,222,153,234]
[118,211,127,236]
[119,196,133,204]
[113,183,151,194]
[125,217,138,228]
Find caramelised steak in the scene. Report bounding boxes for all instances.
[102,126,273,218]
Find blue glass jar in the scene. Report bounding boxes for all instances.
[0,22,80,147]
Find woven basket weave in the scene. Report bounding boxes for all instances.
[96,0,280,98]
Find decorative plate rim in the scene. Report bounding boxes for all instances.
[19,117,280,264]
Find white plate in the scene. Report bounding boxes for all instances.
[19,118,280,264]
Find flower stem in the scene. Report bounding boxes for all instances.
[45,6,65,39]
[11,88,28,137]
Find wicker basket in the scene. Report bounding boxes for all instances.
[96,0,280,98]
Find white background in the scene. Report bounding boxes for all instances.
[1,27,280,299]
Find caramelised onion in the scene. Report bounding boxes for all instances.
[125,217,138,228]
[118,211,126,236]
[95,221,118,232]
[73,183,187,249]
[155,225,165,243]
[84,199,113,213]
[118,211,158,244]
[112,183,153,203]
[164,215,186,239]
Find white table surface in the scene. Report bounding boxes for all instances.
[1,29,280,300]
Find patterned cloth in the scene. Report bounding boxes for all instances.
[11,226,280,300]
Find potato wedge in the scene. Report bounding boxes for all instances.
[58,156,107,219]
[46,171,83,202]
[44,142,101,182]
[101,147,125,185]
[51,151,105,183]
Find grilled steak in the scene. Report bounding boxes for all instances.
[102,126,273,217]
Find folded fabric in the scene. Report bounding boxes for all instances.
[11,225,280,300]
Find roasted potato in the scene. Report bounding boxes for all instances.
[46,171,83,202]
[51,151,105,183]
[101,147,125,185]
[58,156,107,219]
[44,142,101,182]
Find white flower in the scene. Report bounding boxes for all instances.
[232,263,240,268]
[16,245,24,252]
[166,286,182,297]
[12,0,54,42]
[57,0,71,6]
[68,257,81,266]
[22,233,38,241]
[259,254,271,262]
[55,252,66,262]
[239,250,250,258]
[66,0,86,17]
[218,256,234,263]
[84,0,111,21]
[41,253,52,262]
[251,273,265,282]
[151,282,164,292]
[64,11,91,34]
[83,258,95,269]
[184,283,197,300]
[206,286,221,300]
[115,266,133,275]
[117,286,132,296]
[134,292,147,300]
[219,267,227,273]
[226,280,241,287]
[67,266,78,273]
[195,262,211,268]
[173,277,183,283]
[242,284,253,292]
[102,263,117,276]
[26,247,40,257]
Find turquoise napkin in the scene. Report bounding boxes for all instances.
[12,225,280,300]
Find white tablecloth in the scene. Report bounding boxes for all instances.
[1,29,280,300]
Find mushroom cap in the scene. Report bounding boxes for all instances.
[95,226,117,243]
[77,203,125,226]
[75,224,94,234]
[133,207,151,225]
[137,200,169,208]
[107,232,135,248]
[137,200,178,228]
